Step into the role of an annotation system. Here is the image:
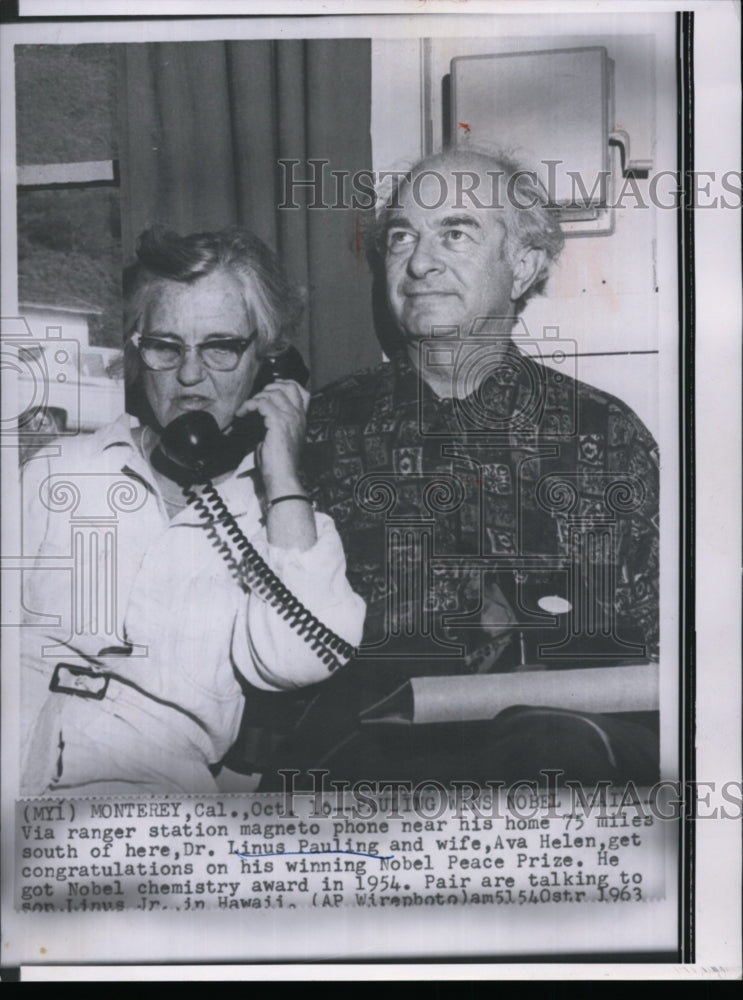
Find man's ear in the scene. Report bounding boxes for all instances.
[510,247,546,302]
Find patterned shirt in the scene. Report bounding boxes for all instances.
[304,343,659,675]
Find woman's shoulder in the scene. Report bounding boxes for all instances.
[21,413,137,483]
[307,359,397,432]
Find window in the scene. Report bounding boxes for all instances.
[15,44,122,349]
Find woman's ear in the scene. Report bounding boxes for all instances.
[510,247,547,302]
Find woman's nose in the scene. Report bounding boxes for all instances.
[176,347,207,384]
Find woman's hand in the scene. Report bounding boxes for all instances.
[236,379,317,551]
[237,379,308,492]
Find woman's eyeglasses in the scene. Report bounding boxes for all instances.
[134,331,258,372]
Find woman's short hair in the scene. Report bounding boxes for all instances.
[368,146,565,312]
[123,226,303,388]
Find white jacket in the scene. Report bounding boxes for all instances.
[20,414,365,794]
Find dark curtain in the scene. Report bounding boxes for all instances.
[118,40,379,390]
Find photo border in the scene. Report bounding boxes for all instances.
[1,0,740,982]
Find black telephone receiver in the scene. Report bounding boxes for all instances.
[152,346,309,485]
[150,344,352,672]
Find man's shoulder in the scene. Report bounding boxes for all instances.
[311,357,397,401]
[534,358,658,453]
[308,358,397,428]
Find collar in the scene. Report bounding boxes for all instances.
[95,412,142,456]
[96,414,257,519]
[390,339,535,402]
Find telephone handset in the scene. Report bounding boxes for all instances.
[150,346,353,673]
[153,346,310,485]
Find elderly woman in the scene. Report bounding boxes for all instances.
[20,226,365,795]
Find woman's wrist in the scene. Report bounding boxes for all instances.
[260,470,305,497]
[264,492,317,551]
[267,493,312,508]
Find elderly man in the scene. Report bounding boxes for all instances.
[272,148,659,784]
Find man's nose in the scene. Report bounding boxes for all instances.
[176,347,207,385]
[406,235,444,279]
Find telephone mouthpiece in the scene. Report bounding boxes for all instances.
[155,410,223,484]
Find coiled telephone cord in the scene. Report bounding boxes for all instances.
[183,482,355,672]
